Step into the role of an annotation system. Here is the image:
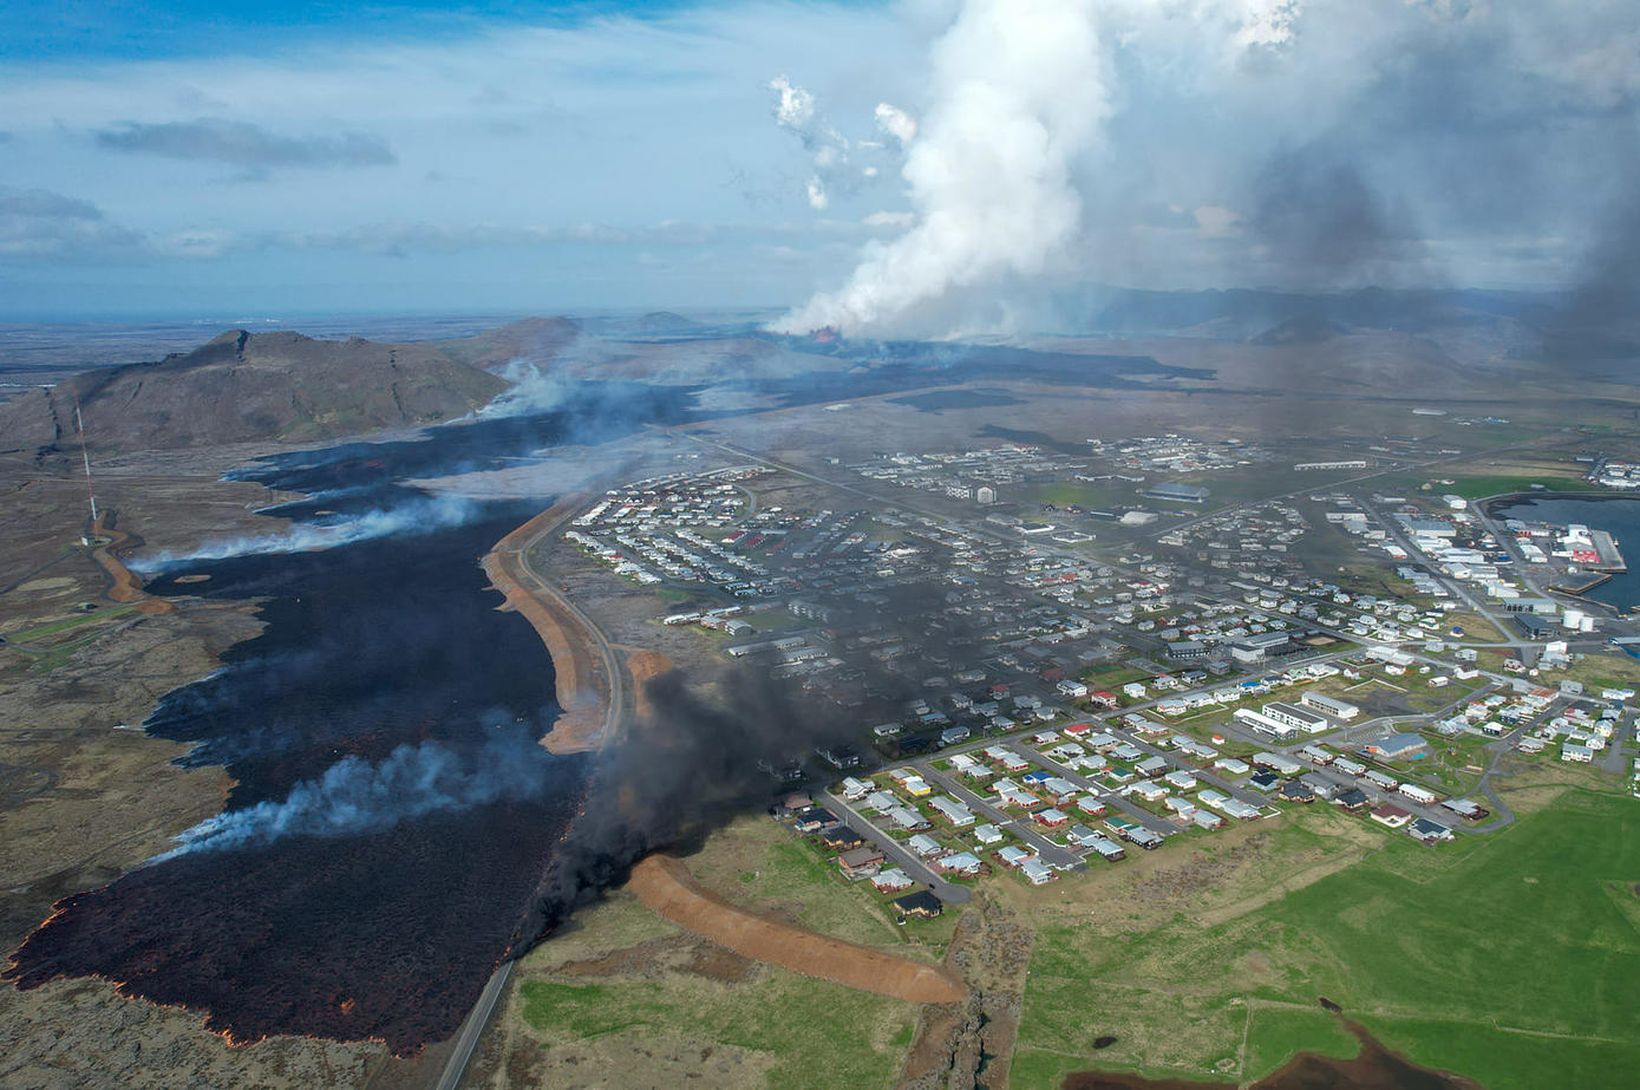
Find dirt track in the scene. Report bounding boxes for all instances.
[627,855,968,1005]
[482,498,608,754]
[93,519,172,615]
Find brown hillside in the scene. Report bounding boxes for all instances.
[0,328,509,454]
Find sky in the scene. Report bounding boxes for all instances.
[2,0,1637,328]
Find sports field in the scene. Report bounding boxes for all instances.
[1008,787,1640,1089]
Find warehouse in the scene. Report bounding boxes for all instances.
[1145,482,1211,504]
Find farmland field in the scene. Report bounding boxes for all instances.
[1007,787,1640,1089]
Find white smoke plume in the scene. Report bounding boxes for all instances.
[141,492,479,566]
[771,0,1111,335]
[153,731,557,860]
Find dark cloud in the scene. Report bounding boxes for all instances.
[1246,147,1429,287]
[0,185,143,257]
[95,118,395,169]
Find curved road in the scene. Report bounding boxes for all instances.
[434,499,631,1090]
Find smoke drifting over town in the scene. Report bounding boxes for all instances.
[771,0,1640,337]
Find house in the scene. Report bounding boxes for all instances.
[1441,798,1488,821]
[840,776,872,800]
[1075,794,1108,816]
[1042,776,1081,804]
[819,825,865,851]
[864,790,898,813]
[1085,835,1126,860]
[1562,743,1594,763]
[997,845,1036,869]
[1364,770,1400,791]
[1333,787,1370,810]
[1398,783,1440,806]
[1066,824,1105,848]
[1253,752,1303,777]
[1089,691,1119,709]
[1299,773,1342,801]
[908,833,944,858]
[893,890,945,919]
[1021,858,1057,885]
[1333,757,1367,777]
[1129,780,1168,803]
[900,776,934,798]
[937,851,982,876]
[1278,780,1316,803]
[1408,818,1455,844]
[793,807,839,834]
[889,806,930,831]
[872,867,915,892]
[1058,680,1090,699]
[1163,796,1197,817]
[1192,809,1225,830]
[1300,745,1335,766]
[1249,770,1282,792]
[930,796,976,827]
[1034,807,1070,827]
[972,823,1004,846]
[1370,804,1412,829]
[838,846,885,877]
[1214,756,1251,776]
[1163,769,1199,791]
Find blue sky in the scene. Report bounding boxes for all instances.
[3,1,1636,325]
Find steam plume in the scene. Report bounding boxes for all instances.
[772,0,1111,335]
[141,492,480,565]
[155,729,559,860]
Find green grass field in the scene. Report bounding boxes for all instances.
[1438,475,1602,499]
[1009,787,1640,1090]
[518,967,918,1090]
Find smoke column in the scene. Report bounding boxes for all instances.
[772,0,1110,335]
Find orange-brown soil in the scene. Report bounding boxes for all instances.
[627,854,968,1006]
[92,520,173,615]
[482,499,608,755]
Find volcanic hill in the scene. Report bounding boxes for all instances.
[0,325,563,455]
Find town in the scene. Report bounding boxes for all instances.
[553,436,1640,922]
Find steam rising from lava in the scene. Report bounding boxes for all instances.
[154,728,557,860]
[141,492,480,566]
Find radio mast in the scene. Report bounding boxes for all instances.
[74,394,99,529]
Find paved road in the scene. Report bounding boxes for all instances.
[436,499,631,1090]
[824,791,974,902]
[433,959,514,1090]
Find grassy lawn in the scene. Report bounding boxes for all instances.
[518,963,917,1090]
[1438,475,1602,499]
[0,604,136,642]
[1008,787,1640,1090]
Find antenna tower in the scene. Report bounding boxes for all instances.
[74,395,99,528]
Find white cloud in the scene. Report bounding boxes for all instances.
[874,102,918,144]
